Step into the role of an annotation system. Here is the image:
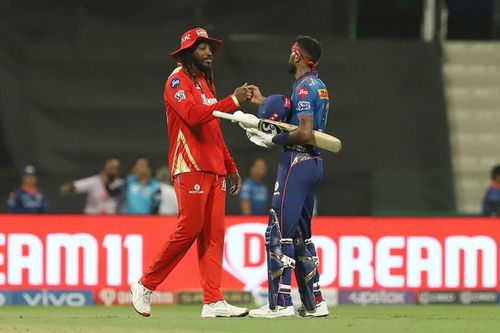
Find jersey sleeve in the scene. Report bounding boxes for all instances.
[293,84,315,117]
[73,176,97,193]
[164,75,240,127]
[222,144,238,174]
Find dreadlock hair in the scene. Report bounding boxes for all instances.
[178,39,216,96]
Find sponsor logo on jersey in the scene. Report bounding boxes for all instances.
[273,181,280,196]
[170,78,181,89]
[201,94,217,105]
[174,90,186,102]
[318,88,329,99]
[297,101,311,111]
[189,184,204,194]
[297,87,309,97]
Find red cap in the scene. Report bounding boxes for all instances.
[170,28,223,58]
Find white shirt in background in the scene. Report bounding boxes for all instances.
[73,175,121,214]
[158,182,178,216]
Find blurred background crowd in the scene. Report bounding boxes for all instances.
[0,0,499,217]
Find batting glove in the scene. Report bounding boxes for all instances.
[245,128,275,149]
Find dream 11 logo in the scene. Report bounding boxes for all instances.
[222,223,336,290]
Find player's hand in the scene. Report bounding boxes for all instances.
[246,85,265,105]
[228,171,242,196]
[233,83,251,104]
[245,128,274,148]
[233,111,259,129]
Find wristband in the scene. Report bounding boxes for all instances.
[272,132,290,145]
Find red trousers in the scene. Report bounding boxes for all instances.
[141,172,226,304]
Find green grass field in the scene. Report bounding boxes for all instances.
[1,305,500,333]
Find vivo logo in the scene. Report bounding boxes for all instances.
[16,290,93,306]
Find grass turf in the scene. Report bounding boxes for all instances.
[1,305,500,333]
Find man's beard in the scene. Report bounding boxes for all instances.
[287,63,297,74]
[192,55,211,72]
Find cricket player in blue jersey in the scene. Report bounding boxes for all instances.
[240,36,330,318]
[7,165,49,213]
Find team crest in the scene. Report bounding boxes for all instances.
[175,90,186,102]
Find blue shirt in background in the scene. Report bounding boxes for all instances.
[482,183,500,216]
[7,186,49,213]
[125,175,161,214]
[240,178,268,215]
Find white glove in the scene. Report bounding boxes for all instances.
[233,111,259,130]
[245,128,275,149]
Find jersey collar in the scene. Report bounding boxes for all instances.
[294,71,318,88]
[21,184,38,195]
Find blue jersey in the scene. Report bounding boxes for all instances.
[7,187,49,213]
[482,184,500,216]
[240,178,268,215]
[124,175,161,214]
[289,71,330,155]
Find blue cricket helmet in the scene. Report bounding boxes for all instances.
[258,94,291,121]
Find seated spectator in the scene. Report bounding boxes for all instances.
[60,158,123,214]
[239,158,268,215]
[7,165,49,213]
[482,165,500,217]
[124,158,161,214]
[155,166,178,216]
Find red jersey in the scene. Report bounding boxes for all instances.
[164,66,239,177]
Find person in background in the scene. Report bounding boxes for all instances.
[60,158,123,214]
[7,165,49,213]
[155,166,178,216]
[481,164,500,217]
[239,158,268,215]
[124,158,161,214]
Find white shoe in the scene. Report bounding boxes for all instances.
[295,300,329,317]
[201,300,249,318]
[248,304,296,318]
[130,280,152,317]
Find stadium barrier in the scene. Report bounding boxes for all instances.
[1,215,499,306]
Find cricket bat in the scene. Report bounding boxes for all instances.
[213,110,342,153]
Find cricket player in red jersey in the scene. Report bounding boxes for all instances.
[131,28,252,318]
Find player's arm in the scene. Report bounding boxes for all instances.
[240,200,251,215]
[59,182,75,194]
[284,115,313,144]
[273,85,315,145]
[165,79,249,127]
[222,143,241,196]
